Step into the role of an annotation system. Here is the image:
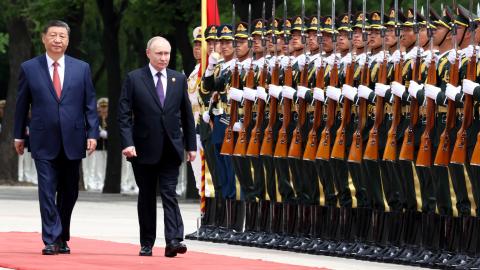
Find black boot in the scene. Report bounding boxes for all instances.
[277,203,303,250]
[264,202,296,249]
[412,213,442,267]
[186,197,216,240]
[252,201,282,247]
[229,200,256,244]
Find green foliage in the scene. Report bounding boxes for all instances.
[0,33,8,54]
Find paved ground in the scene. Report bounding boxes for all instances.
[0,186,423,270]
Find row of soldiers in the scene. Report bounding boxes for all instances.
[187,4,480,269]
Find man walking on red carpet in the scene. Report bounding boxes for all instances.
[14,20,99,255]
[118,36,197,257]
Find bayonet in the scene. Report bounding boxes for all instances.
[262,1,267,66]
[232,3,237,61]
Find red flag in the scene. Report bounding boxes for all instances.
[200,0,221,78]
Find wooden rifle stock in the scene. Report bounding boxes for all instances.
[246,64,268,157]
[331,61,355,160]
[383,59,404,161]
[451,53,476,164]
[434,58,459,166]
[348,62,370,163]
[364,58,387,160]
[303,64,325,161]
[233,64,255,156]
[316,62,339,160]
[416,57,437,167]
[288,63,308,159]
[399,55,421,161]
[274,65,293,158]
[472,133,480,165]
[260,62,280,156]
[220,65,240,155]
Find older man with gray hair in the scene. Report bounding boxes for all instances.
[118,36,197,257]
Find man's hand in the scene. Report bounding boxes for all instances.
[87,139,97,156]
[122,146,137,158]
[187,151,197,162]
[14,141,25,155]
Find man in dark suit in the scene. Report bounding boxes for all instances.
[14,20,99,255]
[118,36,197,257]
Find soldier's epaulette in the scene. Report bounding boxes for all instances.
[438,57,449,74]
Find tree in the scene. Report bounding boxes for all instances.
[0,1,32,182]
[97,0,128,193]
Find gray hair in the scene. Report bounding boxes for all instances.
[146,36,171,50]
[43,20,70,35]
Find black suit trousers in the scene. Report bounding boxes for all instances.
[132,137,184,246]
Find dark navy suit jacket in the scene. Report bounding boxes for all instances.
[118,66,197,164]
[14,54,99,160]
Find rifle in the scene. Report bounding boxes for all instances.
[316,0,338,161]
[434,5,459,167]
[364,2,387,161]
[304,0,324,161]
[348,4,369,163]
[332,1,354,160]
[220,3,240,155]
[451,0,476,164]
[383,1,403,162]
[288,0,308,159]
[274,0,293,158]
[416,0,436,167]
[247,2,267,157]
[233,3,254,157]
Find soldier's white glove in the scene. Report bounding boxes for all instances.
[374,83,390,97]
[268,56,278,70]
[391,81,406,98]
[296,54,306,68]
[341,53,352,66]
[445,83,461,101]
[256,86,268,101]
[422,50,433,67]
[390,49,402,64]
[240,58,253,72]
[408,80,423,98]
[425,84,441,101]
[462,79,479,95]
[282,85,296,99]
[326,85,342,101]
[100,129,108,139]
[405,47,422,60]
[315,57,324,68]
[325,54,336,67]
[342,84,357,101]
[296,86,309,99]
[269,84,282,98]
[462,45,475,59]
[356,53,367,67]
[208,53,218,68]
[375,52,387,63]
[358,85,373,99]
[280,56,293,69]
[202,111,211,123]
[243,87,257,102]
[228,87,243,102]
[228,60,237,72]
[313,87,325,102]
[447,49,457,64]
[233,122,243,132]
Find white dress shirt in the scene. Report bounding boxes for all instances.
[149,63,167,97]
[46,53,65,88]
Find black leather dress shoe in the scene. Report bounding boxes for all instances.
[42,244,59,255]
[165,240,187,258]
[139,245,153,256]
[59,241,71,254]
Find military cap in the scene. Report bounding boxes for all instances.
[205,25,218,41]
[291,16,305,32]
[385,8,405,27]
[306,16,321,32]
[321,16,337,34]
[193,26,203,42]
[352,12,370,29]
[435,8,453,30]
[337,14,352,32]
[282,18,292,36]
[235,22,249,38]
[369,11,386,29]
[252,19,267,35]
[455,4,474,28]
[267,18,282,35]
[97,97,108,107]
[218,24,234,40]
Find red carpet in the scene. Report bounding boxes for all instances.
[0,232,327,270]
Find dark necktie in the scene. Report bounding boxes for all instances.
[53,62,61,98]
[156,72,165,107]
